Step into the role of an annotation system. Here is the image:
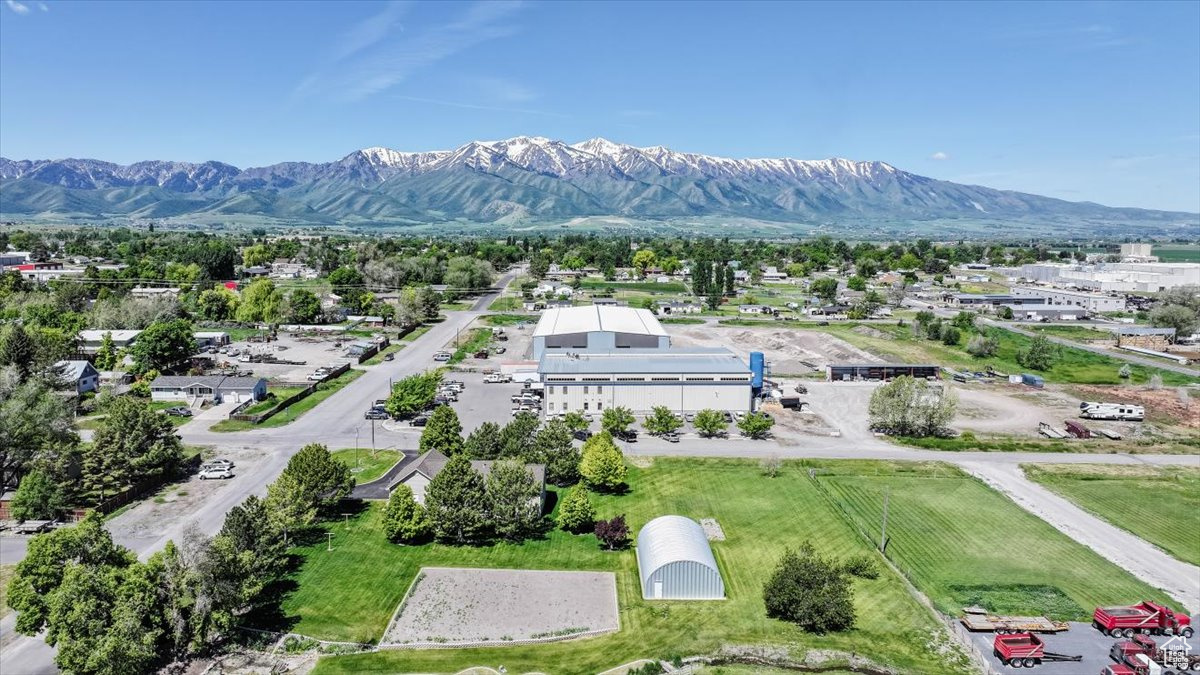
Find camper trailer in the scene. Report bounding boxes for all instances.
[1079,402,1145,422]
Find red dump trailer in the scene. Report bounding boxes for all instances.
[993,632,1082,668]
[1094,602,1194,638]
[1065,420,1094,438]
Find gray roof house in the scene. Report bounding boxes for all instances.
[149,375,266,404]
[55,360,100,394]
[387,450,546,506]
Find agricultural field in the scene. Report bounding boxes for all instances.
[813,461,1173,620]
[284,458,971,674]
[1152,244,1200,262]
[330,448,404,485]
[1023,464,1200,566]
[806,322,1197,386]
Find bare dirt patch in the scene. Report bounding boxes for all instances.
[1073,385,1200,429]
[382,567,619,646]
[670,326,879,375]
[700,518,725,541]
[950,384,1081,437]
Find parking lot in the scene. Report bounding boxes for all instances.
[196,330,390,382]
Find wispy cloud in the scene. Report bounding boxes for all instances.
[997,23,1137,50]
[394,94,566,118]
[929,151,950,161]
[4,0,30,15]
[474,76,537,103]
[296,1,525,102]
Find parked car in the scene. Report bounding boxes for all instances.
[410,416,429,427]
[684,413,695,423]
[484,373,511,383]
[614,429,638,442]
[492,346,506,354]
[794,384,808,394]
[383,353,394,361]
[198,467,234,480]
[164,406,193,417]
[364,409,389,420]
[663,431,681,443]
[433,351,452,362]
[473,350,490,359]
[204,458,235,470]
[573,429,593,441]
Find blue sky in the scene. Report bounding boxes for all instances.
[2,0,1198,212]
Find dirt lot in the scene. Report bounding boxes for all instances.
[670,325,879,375]
[447,317,536,372]
[1073,384,1200,429]
[951,383,1084,437]
[382,567,619,646]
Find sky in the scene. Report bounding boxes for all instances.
[1,0,1198,213]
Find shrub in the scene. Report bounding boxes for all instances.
[940,325,961,346]
[763,542,856,633]
[1016,335,1058,371]
[594,515,630,550]
[966,334,998,357]
[841,554,881,579]
[556,487,595,533]
[382,484,431,544]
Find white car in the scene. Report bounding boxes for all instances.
[433,351,452,362]
[484,373,511,383]
[198,467,234,480]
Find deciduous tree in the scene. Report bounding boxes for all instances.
[1017,334,1059,371]
[644,406,681,436]
[385,370,442,418]
[867,375,957,437]
[129,318,195,373]
[276,443,353,513]
[693,408,729,437]
[556,487,595,533]
[763,542,856,633]
[10,469,65,521]
[382,484,431,544]
[737,411,775,439]
[425,454,488,544]
[594,515,629,550]
[580,432,627,491]
[600,406,635,435]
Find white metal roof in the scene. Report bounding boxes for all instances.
[532,305,667,338]
[78,329,142,343]
[637,515,720,588]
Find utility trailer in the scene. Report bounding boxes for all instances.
[1093,602,1194,638]
[1111,633,1200,672]
[1039,422,1068,439]
[992,632,1082,668]
[1065,420,1094,439]
[1095,428,1124,440]
[960,607,1069,633]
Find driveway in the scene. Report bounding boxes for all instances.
[350,450,419,500]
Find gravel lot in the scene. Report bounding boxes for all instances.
[968,619,1200,675]
[383,567,619,645]
[198,331,384,382]
[670,325,878,375]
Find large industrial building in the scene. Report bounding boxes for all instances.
[532,305,669,361]
[1010,286,1124,312]
[533,305,759,414]
[636,515,725,600]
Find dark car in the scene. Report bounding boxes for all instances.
[614,429,638,442]
[473,350,490,359]
[572,429,592,441]
[410,416,429,427]
[383,353,394,361]
[165,407,193,417]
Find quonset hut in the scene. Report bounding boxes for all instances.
[636,515,725,600]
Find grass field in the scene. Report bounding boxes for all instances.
[1152,244,1200,262]
[359,343,402,366]
[291,458,971,674]
[1023,464,1200,566]
[813,461,1172,620]
[807,322,1196,386]
[1028,325,1115,342]
[209,369,366,432]
[482,313,535,327]
[330,448,403,485]
[77,399,194,430]
[0,564,13,619]
[448,328,492,364]
[488,296,524,311]
[659,317,706,325]
[898,434,1200,454]
[580,280,688,293]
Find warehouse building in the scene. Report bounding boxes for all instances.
[1010,286,1124,312]
[539,347,756,414]
[949,293,1045,307]
[827,363,940,381]
[532,305,669,361]
[637,515,725,600]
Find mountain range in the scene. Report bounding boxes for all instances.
[1,136,1195,234]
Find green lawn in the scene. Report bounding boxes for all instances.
[580,280,688,293]
[448,328,491,364]
[804,322,1197,386]
[1152,244,1199,262]
[78,399,193,430]
[209,369,367,432]
[0,564,14,619]
[1028,325,1115,342]
[813,461,1173,620]
[488,296,524,311]
[659,317,706,325]
[482,313,535,326]
[1023,464,1200,565]
[295,458,970,674]
[897,434,1199,454]
[400,324,432,342]
[330,448,403,485]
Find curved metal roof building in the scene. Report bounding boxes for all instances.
[636,515,725,600]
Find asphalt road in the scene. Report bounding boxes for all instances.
[2,276,1196,673]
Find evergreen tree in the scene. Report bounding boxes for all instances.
[94,331,118,371]
[556,487,595,533]
[425,454,488,544]
[0,324,37,378]
[464,421,503,459]
[420,405,463,454]
[534,420,581,485]
[86,396,184,499]
[486,458,542,541]
[382,484,431,543]
[500,412,540,460]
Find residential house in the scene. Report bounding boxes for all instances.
[242,266,271,278]
[78,329,142,356]
[55,360,100,394]
[387,450,545,508]
[655,300,702,315]
[534,281,575,298]
[131,286,181,299]
[193,331,231,348]
[732,270,750,284]
[738,304,777,316]
[149,375,267,404]
[761,266,788,282]
[592,298,627,307]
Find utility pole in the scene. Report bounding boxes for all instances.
[371,419,376,452]
[880,487,890,554]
